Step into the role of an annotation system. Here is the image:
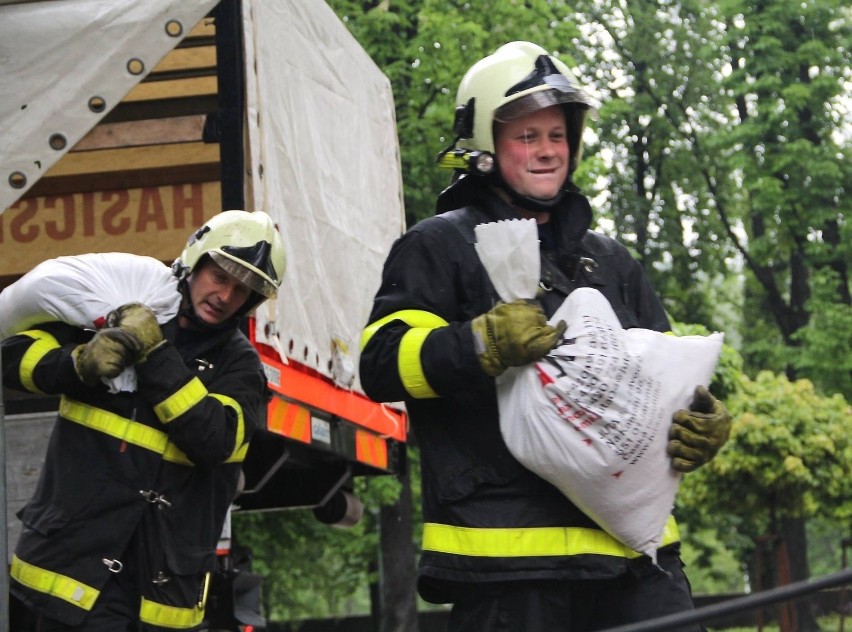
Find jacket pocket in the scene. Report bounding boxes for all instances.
[17,500,69,537]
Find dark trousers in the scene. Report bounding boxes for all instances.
[448,550,704,632]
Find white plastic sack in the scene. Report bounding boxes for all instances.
[0,252,181,391]
[497,288,723,559]
[473,219,723,560]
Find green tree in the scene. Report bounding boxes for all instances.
[677,371,852,625]
[567,0,851,398]
[714,0,852,398]
[233,475,402,622]
[569,1,739,332]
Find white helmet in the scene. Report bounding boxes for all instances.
[173,210,286,305]
[451,41,599,175]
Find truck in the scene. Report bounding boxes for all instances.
[0,1,408,629]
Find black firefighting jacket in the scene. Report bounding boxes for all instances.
[2,316,265,628]
[359,181,679,603]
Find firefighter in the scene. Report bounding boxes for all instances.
[359,42,732,631]
[3,210,285,631]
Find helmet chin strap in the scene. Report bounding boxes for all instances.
[492,170,569,214]
[178,305,234,332]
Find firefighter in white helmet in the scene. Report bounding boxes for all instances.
[4,210,284,630]
[360,42,731,631]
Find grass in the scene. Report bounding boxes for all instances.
[708,613,843,631]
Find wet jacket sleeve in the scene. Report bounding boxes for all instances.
[134,336,265,468]
[359,223,490,404]
[1,321,91,396]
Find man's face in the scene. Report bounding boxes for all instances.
[494,104,569,201]
[185,258,252,326]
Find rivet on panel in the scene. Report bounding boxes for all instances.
[49,134,67,151]
[165,19,183,38]
[127,58,145,75]
[9,171,27,189]
[88,96,107,113]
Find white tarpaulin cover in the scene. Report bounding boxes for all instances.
[0,0,404,389]
[0,0,218,212]
[243,0,405,389]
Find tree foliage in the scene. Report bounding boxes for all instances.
[677,370,852,562]
[567,0,851,397]
[232,475,401,621]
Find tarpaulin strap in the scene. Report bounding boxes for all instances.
[139,596,205,629]
[422,516,680,559]
[154,377,207,423]
[59,396,192,466]
[18,330,60,394]
[10,555,99,611]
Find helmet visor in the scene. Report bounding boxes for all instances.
[209,250,279,298]
[495,54,599,123]
[495,88,598,123]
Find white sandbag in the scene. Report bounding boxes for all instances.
[0,252,181,391]
[472,219,723,560]
[497,288,723,560]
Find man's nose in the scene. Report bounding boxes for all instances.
[217,283,236,303]
[539,139,558,156]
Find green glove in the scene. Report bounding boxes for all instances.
[471,300,567,377]
[106,302,165,362]
[72,328,143,386]
[668,385,732,473]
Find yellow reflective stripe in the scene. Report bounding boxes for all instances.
[361,309,448,399]
[398,328,439,398]
[60,396,245,466]
[18,330,60,394]
[10,555,99,611]
[422,516,680,559]
[209,393,249,463]
[154,377,207,423]
[162,441,192,465]
[139,596,205,629]
[61,396,191,465]
[61,396,171,453]
[360,309,449,351]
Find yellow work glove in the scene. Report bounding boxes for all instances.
[668,385,732,473]
[106,302,165,362]
[72,328,143,386]
[471,300,567,377]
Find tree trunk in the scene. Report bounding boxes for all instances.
[378,450,419,632]
[780,516,820,632]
